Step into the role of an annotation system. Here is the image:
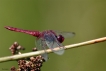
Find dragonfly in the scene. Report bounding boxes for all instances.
[5,26,75,61]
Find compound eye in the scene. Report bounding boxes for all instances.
[57,35,64,43]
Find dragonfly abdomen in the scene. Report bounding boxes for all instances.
[5,26,40,37]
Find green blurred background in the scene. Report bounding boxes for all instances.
[0,0,106,71]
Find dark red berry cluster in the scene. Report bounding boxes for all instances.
[10,42,45,71]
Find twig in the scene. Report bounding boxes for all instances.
[0,37,106,63]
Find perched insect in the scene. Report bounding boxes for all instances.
[5,26,75,61]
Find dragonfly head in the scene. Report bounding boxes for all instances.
[57,35,64,43]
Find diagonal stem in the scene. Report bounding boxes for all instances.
[0,37,106,63]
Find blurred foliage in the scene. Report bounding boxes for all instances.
[0,0,106,71]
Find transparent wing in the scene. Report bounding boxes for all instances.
[54,30,75,38]
[43,32,64,55]
[35,38,48,61]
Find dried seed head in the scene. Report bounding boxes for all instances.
[14,42,19,47]
[17,45,25,50]
[30,57,35,61]
[32,47,37,51]
[17,45,22,50]
[10,66,16,71]
[10,42,45,71]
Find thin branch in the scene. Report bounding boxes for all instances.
[0,37,106,63]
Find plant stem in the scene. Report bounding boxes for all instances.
[0,37,106,63]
